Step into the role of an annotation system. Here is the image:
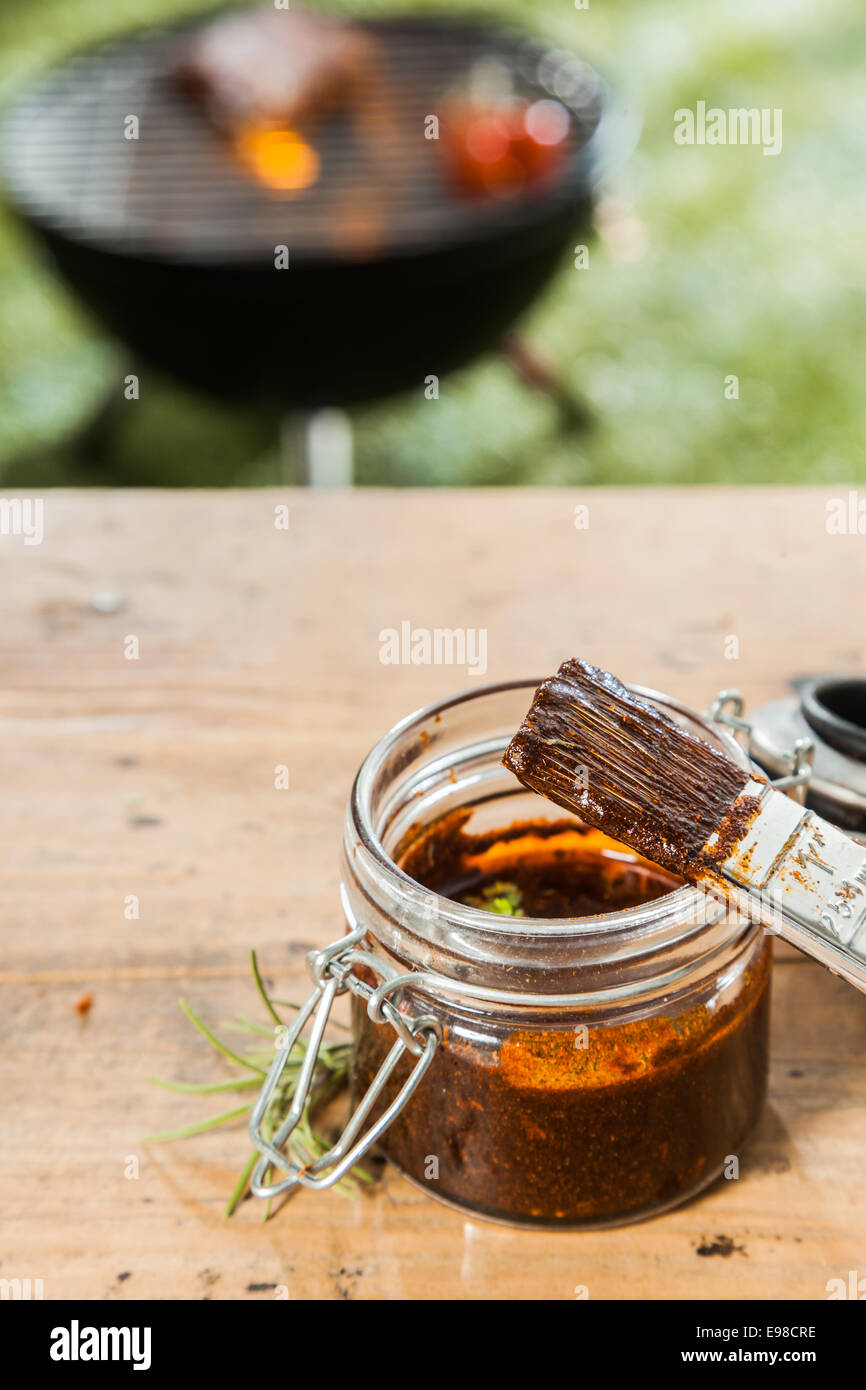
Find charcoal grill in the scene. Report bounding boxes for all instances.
[1,13,628,409]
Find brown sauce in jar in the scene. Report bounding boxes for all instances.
[352,811,771,1227]
[398,809,682,918]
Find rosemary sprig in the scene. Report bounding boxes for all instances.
[178,996,266,1075]
[146,950,371,1218]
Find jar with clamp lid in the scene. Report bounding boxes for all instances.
[250,680,773,1229]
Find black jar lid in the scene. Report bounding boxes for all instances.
[800,676,866,762]
[747,676,866,834]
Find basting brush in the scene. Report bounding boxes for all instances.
[504,658,866,994]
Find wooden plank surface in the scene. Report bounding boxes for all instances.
[1,487,864,1301]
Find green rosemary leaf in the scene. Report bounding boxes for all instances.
[352,1165,377,1186]
[144,1103,252,1143]
[224,1150,258,1219]
[316,1046,351,1073]
[223,1015,276,1038]
[149,1075,263,1095]
[250,948,283,1027]
[178,998,267,1076]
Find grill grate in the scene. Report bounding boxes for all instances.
[1,17,605,263]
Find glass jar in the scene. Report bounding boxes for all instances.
[249,680,772,1230]
[341,680,771,1230]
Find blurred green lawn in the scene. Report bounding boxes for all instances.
[0,0,863,486]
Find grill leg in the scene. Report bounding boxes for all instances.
[283,408,354,487]
[501,332,594,432]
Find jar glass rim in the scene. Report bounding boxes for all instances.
[348,676,753,946]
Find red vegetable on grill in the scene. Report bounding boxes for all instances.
[440,97,571,198]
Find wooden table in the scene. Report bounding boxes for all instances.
[2,487,864,1302]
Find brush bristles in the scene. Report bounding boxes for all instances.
[503,659,752,878]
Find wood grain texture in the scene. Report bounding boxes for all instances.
[1,487,864,1301]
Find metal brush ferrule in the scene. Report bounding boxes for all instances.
[707,786,866,993]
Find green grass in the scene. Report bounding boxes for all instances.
[0,0,863,486]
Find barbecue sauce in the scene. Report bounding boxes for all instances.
[352,809,770,1227]
[397,809,681,918]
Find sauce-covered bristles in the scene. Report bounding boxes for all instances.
[503,658,754,880]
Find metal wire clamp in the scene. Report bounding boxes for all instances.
[708,689,815,804]
[248,886,440,1200]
